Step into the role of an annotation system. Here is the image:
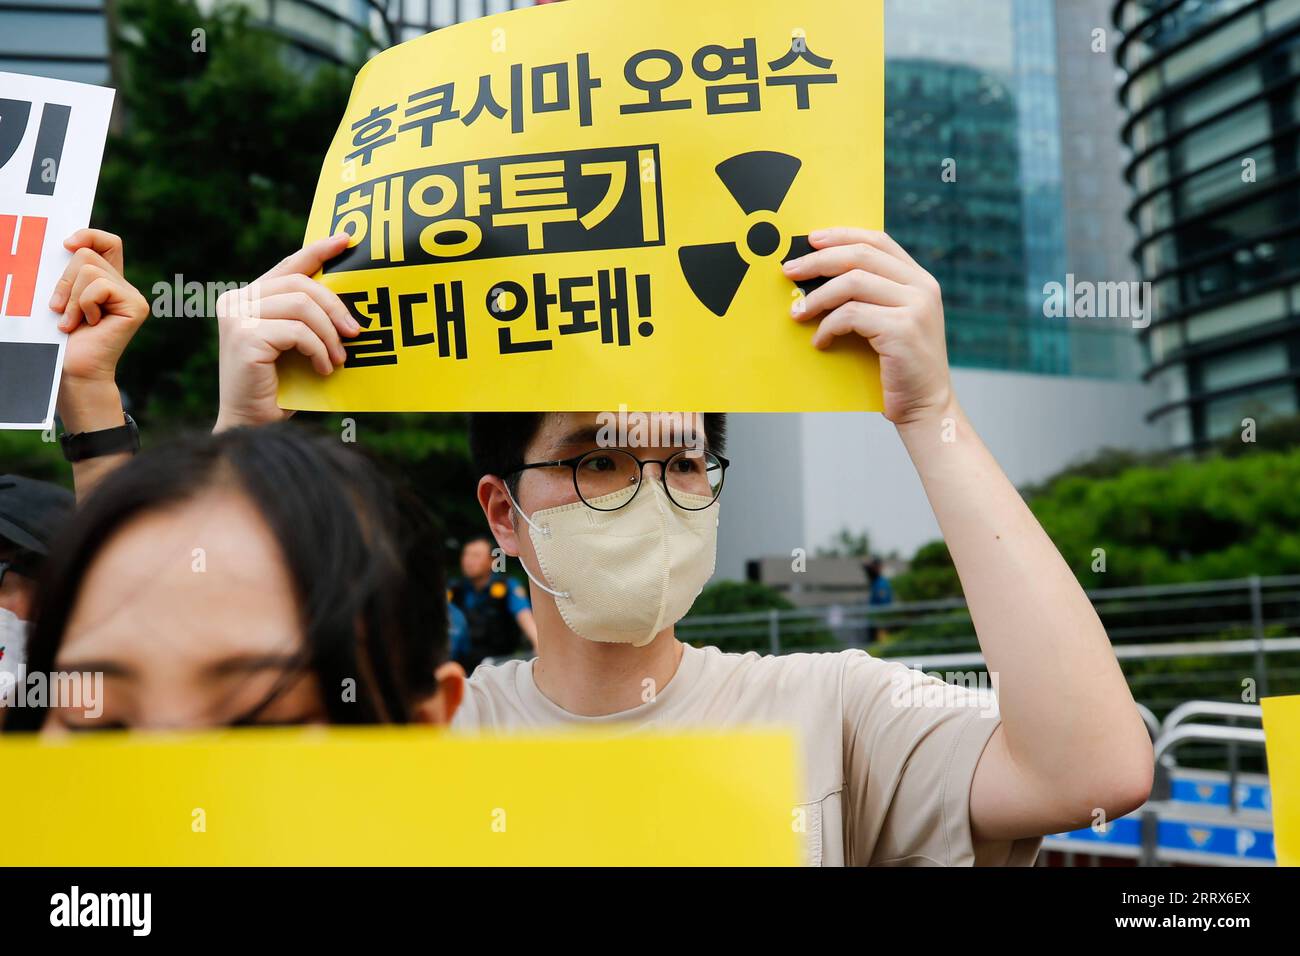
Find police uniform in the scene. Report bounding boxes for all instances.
[448,573,531,673]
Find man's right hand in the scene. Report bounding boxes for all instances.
[215,234,359,432]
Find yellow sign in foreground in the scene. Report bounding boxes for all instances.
[1262,695,1300,866]
[280,0,884,414]
[0,727,800,866]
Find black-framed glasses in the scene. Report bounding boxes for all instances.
[0,560,9,589]
[509,448,729,512]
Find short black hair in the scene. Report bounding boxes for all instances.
[469,412,728,479]
[4,424,446,731]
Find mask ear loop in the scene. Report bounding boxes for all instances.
[502,481,571,600]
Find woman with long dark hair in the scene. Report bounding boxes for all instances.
[3,424,462,732]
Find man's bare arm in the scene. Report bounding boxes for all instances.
[785,227,1153,843]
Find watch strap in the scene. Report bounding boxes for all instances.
[60,413,140,463]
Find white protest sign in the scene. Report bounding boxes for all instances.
[0,72,114,429]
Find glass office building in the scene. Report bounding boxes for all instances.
[0,0,111,84]
[886,59,1031,370]
[887,0,1141,379]
[1013,0,1072,375]
[1115,0,1300,447]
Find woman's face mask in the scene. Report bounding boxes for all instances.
[508,478,718,646]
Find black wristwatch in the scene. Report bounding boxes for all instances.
[60,413,140,463]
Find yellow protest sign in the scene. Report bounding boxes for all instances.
[0,727,800,865]
[1262,695,1300,866]
[279,0,883,414]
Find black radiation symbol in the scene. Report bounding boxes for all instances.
[677,150,825,317]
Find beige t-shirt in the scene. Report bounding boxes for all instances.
[452,643,1042,866]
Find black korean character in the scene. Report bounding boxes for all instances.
[619,50,691,114]
[333,188,371,247]
[332,176,405,264]
[492,160,578,252]
[398,283,468,360]
[530,272,558,331]
[555,276,597,336]
[489,279,551,354]
[399,83,460,148]
[346,104,398,166]
[408,171,484,260]
[340,289,396,366]
[766,38,838,109]
[596,268,631,346]
[530,53,602,127]
[692,38,760,114]
[462,66,525,133]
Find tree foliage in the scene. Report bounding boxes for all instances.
[895,437,1300,600]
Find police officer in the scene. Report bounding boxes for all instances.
[448,535,537,675]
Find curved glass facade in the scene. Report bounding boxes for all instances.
[1115,0,1300,447]
[210,0,391,67]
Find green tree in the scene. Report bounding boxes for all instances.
[895,430,1300,599]
[688,580,795,616]
[816,526,872,558]
[889,440,1300,710]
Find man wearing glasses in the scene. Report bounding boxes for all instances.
[215,228,1154,866]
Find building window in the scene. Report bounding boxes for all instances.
[1186,289,1288,343]
[1200,342,1291,392]
[1205,383,1298,438]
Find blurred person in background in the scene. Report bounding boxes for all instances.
[447,599,470,665]
[0,476,74,684]
[448,535,537,675]
[863,557,892,644]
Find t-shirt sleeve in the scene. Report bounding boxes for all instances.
[507,581,531,615]
[839,651,1040,866]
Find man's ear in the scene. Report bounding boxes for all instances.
[413,661,467,725]
[477,475,520,557]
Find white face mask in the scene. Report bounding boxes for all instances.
[0,606,28,675]
[507,478,718,646]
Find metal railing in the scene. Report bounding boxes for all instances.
[1139,718,1271,866]
[1039,702,1275,866]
